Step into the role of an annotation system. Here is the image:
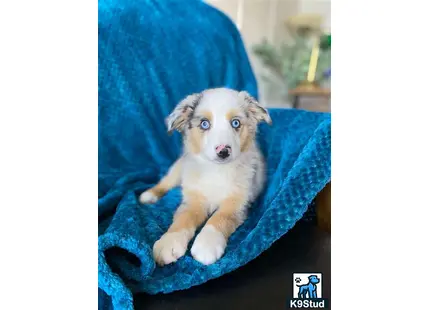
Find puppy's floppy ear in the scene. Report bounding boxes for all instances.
[166,93,203,134]
[238,91,272,125]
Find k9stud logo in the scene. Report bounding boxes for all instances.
[287,273,329,309]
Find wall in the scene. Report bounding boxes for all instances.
[206,0,331,107]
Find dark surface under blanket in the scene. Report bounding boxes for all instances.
[98,221,331,310]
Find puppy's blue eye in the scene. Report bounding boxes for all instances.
[231,119,241,129]
[200,120,210,130]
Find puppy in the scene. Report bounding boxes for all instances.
[139,88,271,266]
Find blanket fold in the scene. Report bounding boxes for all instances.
[98,1,331,310]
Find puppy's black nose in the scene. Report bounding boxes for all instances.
[215,145,231,159]
[218,148,230,159]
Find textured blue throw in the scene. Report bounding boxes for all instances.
[98,1,331,309]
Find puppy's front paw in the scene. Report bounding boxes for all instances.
[191,225,226,265]
[139,190,159,204]
[153,231,189,266]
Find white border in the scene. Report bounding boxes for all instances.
[0,1,97,309]
[333,0,430,309]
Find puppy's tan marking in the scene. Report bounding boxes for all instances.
[239,124,255,152]
[226,108,255,152]
[186,110,212,154]
[168,189,208,233]
[206,191,247,239]
[200,110,213,122]
[226,108,240,121]
[146,158,182,199]
[186,127,204,154]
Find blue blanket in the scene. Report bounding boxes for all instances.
[98,1,331,309]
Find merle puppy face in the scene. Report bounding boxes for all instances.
[166,88,271,163]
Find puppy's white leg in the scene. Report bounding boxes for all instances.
[139,158,182,204]
[191,193,247,265]
[191,225,227,265]
[153,190,208,266]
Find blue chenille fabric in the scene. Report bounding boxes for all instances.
[98,1,331,309]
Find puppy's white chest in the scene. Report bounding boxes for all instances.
[182,162,244,205]
[199,169,235,200]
